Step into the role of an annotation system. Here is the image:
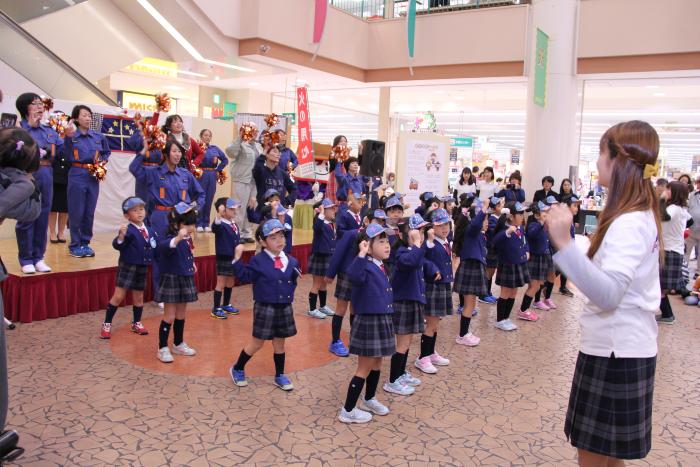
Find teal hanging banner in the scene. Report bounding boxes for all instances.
[407,0,417,75]
[534,28,549,107]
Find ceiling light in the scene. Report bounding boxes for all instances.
[248,82,260,86]
[652,92,666,97]
[214,76,220,81]
[137,0,255,73]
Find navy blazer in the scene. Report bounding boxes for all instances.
[526,221,550,255]
[246,207,293,254]
[326,229,358,278]
[493,226,529,265]
[458,211,488,264]
[112,224,156,266]
[156,235,195,276]
[211,219,240,259]
[312,216,336,255]
[424,239,454,284]
[347,256,394,315]
[496,187,526,203]
[232,252,300,304]
[392,246,429,303]
[337,209,362,239]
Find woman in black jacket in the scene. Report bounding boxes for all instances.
[532,175,558,204]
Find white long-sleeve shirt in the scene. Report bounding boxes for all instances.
[553,210,660,358]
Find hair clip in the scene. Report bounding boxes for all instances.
[15,140,24,151]
[643,162,659,179]
[39,148,47,157]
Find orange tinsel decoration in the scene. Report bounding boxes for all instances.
[332,145,352,162]
[264,113,279,129]
[155,93,171,113]
[48,112,71,138]
[216,170,228,185]
[190,160,203,179]
[41,96,54,112]
[88,160,108,181]
[197,139,209,152]
[240,122,257,142]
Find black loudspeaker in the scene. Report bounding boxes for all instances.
[359,139,385,177]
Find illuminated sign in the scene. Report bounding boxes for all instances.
[118,91,178,114]
[125,58,178,79]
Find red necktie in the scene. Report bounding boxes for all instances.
[379,263,386,275]
[139,228,148,240]
[186,238,194,250]
[233,223,238,234]
[444,242,452,257]
[354,213,360,225]
[274,256,283,269]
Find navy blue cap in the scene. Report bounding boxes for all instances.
[264,188,281,200]
[122,197,145,213]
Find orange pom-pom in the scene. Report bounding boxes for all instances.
[197,139,208,152]
[190,160,203,179]
[264,113,279,129]
[48,112,70,138]
[332,145,352,162]
[240,122,257,142]
[216,170,228,185]
[88,160,108,181]
[41,97,54,112]
[155,93,171,113]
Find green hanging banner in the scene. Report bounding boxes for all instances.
[533,28,549,107]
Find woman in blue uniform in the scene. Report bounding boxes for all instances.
[196,129,228,232]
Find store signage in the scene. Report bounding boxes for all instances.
[125,58,178,79]
[451,137,473,148]
[534,28,549,107]
[295,87,315,180]
[118,91,178,114]
[224,102,237,118]
[283,112,296,125]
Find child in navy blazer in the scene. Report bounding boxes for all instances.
[339,223,394,424]
[246,188,294,254]
[308,198,338,319]
[230,219,301,392]
[492,202,530,332]
[382,196,405,277]
[387,214,439,392]
[336,192,364,239]
[101,197,156,339]
[481,196,505,304]
[154,203,199,363]
[452,202,490,347]
[522,202,555,321]
[210,197,242,320]
[421,208,456,365]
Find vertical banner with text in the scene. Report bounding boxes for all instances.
[295,86,315,180]
[533,28,549,107]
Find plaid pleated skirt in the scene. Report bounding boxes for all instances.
[216,256,235,277]
[453,259,488,297]
[496,262,530,289]
[565,352,656,460]
[660,250,684,291]
[424,282,453,317]
[308,252,331,276]
[334,273,353,301]
[528,253,554,282]
[154,274,198,303]
[349,313,396,357]
[392,300,425,335]
[115,261,148,291]
[252,302,297,340]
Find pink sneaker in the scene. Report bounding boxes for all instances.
[533,301,550,311]
[517,310,539,321]
[414,356,438,374]
[430,352,450,366]
[544,298,557,309]
[455,333,481,347]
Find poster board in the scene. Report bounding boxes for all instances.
[396,132,451,214]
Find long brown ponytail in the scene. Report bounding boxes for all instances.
[587,121,663,262]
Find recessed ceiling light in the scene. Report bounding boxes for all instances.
[214,76,220,81]
[653,92,666,97]
[248,82,259,86]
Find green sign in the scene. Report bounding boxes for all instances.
[223,101,237,117]
[282,112,296,125]
[451,137,473,148]
[534,28,549,107]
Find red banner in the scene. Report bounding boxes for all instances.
[295,86,315,180]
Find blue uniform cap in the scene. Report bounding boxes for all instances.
[264,188,281,200]
[512,202,526,214]
[262,218,286,237]
[408,213,430,230]
[321,198,336,209]
[566,195,581,204]
[122,197,146,213]
[393,191,404,199]
[277,205,288,215]
[385,197,403,210]
[545,195,559,205]
[431,208,450,225]
[489,196,502,206]
[440,194,453,203]
[373,209,387,219]
[536,201,550,211]
[174,202,194,215]
[365,223,392,239]
[226,198,241,209]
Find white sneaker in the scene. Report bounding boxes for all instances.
[308,308,326,319]
[414,356,438,374]
[495,320,513,331]
[172,342,197,356]
[430,352,450,366]
[320,305,335,316]
[383,380,415,396]
[196,226,204,232]
[34,260,52,273]
[21,264,36,274]
[204,226,212,233]
[338,407,372,424]
[158,302,164,309]
[504,319,518,331]
[157,347,174,363]
[359,397,389,416]
[398,372,421,387]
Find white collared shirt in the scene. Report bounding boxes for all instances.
[265,249,289,272]
[368,255,385,272]
[553,210,660,358]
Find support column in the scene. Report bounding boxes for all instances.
[522,0,580,199]
[384,0,395,19]
[377,86,393,173]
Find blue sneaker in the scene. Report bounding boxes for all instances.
[472,309,478,317]
[82,245,95,257]
[221,304,239,315]
[329,339,349,357]
[210,308,227,319]
[230,366,247,387]
[456,305,464,314]
[274,374,294,391]
[69,246,85,258]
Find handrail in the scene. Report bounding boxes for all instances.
[329,0,529,20]
[0,9,118,106]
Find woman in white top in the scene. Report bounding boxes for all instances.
[476,167,499,201]
[658,180,690,324]
[453,167,477,200]
[547,121,662,466]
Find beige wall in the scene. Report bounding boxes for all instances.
[225,89,272,114]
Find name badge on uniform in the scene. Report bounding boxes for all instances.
[150,237,157,249]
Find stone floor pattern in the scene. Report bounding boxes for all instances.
[5,276,700,466]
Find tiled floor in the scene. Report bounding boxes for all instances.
[5,277,700,466]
